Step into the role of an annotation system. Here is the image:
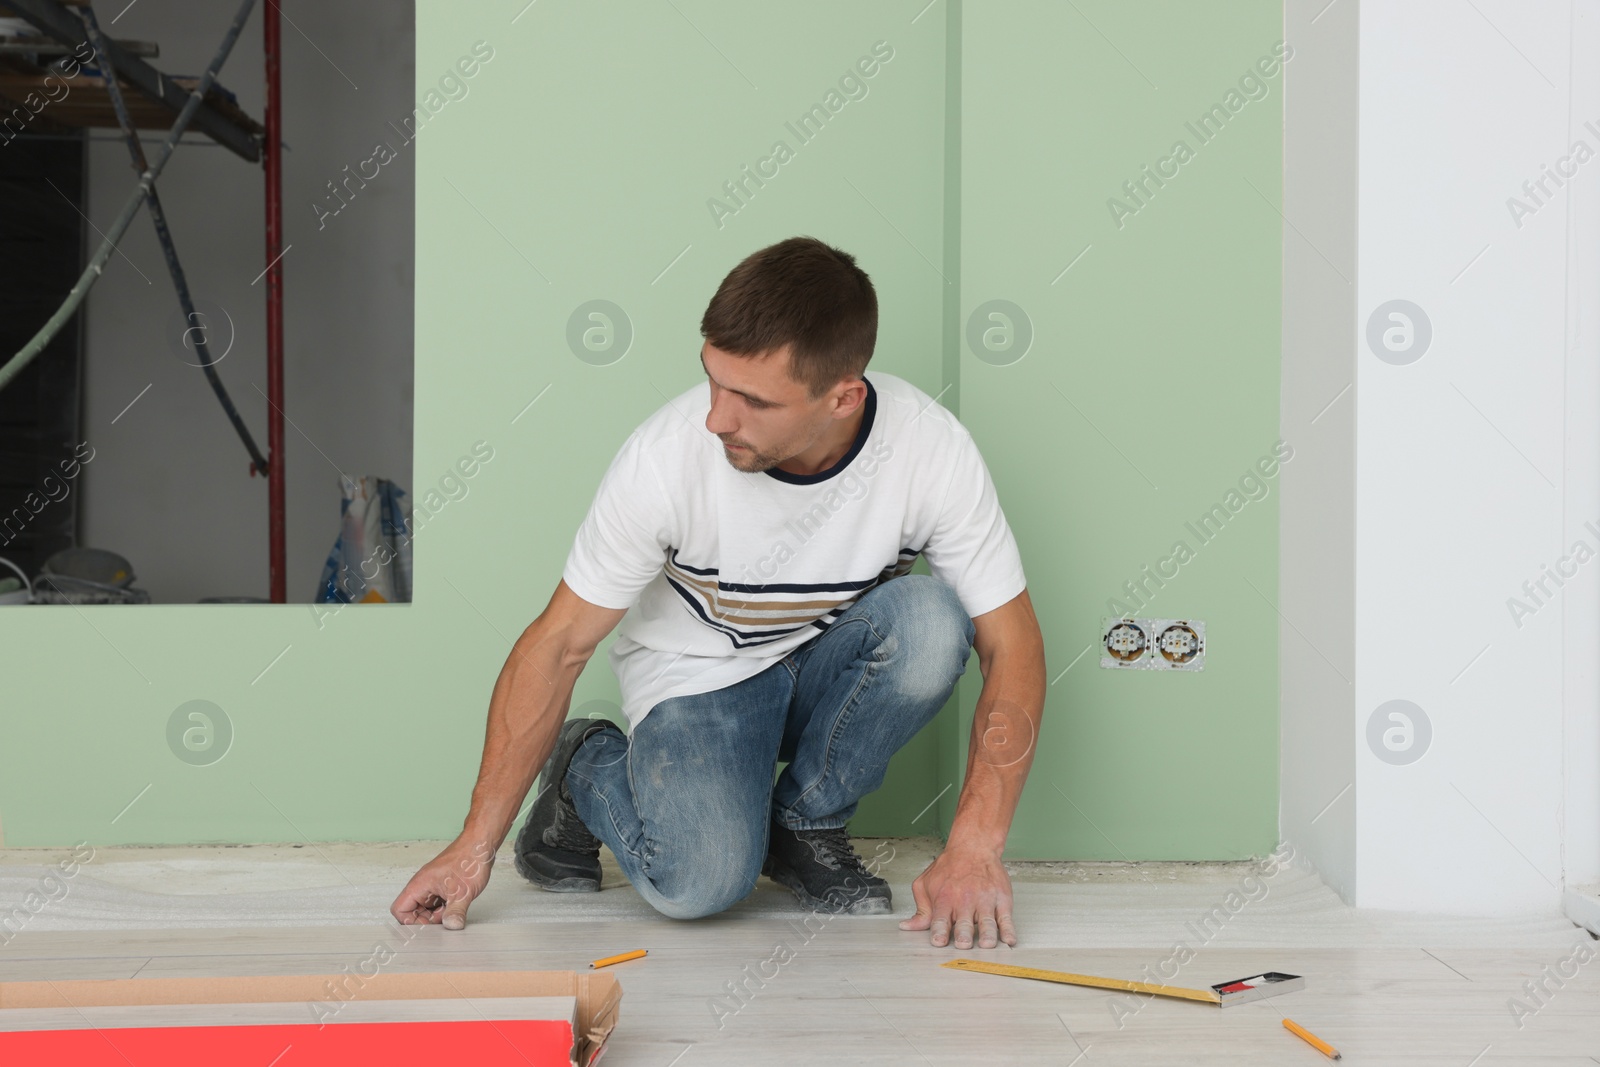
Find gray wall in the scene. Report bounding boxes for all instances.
[1279,0,1357,898]
[78,0,414,603]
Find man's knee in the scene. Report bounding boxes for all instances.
[878,574,971,634]
[871,575,975,688]
[567,724,629,782]
[646,848,761,920]
[626,798,768,920]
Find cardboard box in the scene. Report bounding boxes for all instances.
[0,969,621,1066]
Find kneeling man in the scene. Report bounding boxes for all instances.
[392,236,1046,950]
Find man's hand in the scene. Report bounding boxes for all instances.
[898,843,1017,949]
[390,838,497,930]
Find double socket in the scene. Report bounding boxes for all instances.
[1100,616,1205,671]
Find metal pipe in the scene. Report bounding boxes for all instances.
[0,0,260,394]
[78,3,269,477]
[264,0,285,602]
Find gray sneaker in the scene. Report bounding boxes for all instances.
[512,717,615,892]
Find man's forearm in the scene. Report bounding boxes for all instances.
[458,623,591,850]
[944,641,1046,856]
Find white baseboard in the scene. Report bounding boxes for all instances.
[1564,886,1600,938]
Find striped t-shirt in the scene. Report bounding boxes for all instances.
[561,370,1028,727]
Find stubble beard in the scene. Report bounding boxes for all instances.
[721,439,781,473]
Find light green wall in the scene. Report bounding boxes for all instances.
[0,1,1280,860]
[957,2,1284,858]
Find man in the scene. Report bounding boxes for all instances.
[392,236,1046,950]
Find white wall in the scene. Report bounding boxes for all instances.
[77,1,414,603]
[1283,0,1600,914]
[1564,0,1600,899]
[1348,0,1598,912]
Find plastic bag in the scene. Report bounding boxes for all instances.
[315,475,413,604]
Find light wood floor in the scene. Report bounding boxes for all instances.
[2,839,1597,1065]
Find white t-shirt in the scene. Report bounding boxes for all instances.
[561,370,1027,727]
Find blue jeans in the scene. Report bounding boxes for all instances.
[566,573,976,920]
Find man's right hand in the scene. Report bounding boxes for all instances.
[390,838,497,930]
[388,582,624,931]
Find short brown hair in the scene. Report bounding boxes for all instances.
[700,235,877,400]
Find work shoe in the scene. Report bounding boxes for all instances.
[513,717,614,892]
[762,822,892,914]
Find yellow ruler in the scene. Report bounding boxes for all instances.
[942,958,1223,1005]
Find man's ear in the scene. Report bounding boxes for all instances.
[832,378,866,418]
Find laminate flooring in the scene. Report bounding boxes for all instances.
[1,838,1596,1065]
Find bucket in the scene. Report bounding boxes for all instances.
[34,547,149,604]
[0,556,31,605]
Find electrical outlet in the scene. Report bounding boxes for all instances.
[1101,616,1206,671]
[1151,618,1205,670]
[1100,616,1150,669]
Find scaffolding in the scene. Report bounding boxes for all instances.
[0,0,288,601]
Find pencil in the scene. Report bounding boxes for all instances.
[590,948,647,970]
[1283,1018,1340,1060]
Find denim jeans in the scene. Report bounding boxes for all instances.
[566,573,976,919]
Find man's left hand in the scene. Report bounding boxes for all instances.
[898,844,1017,948]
